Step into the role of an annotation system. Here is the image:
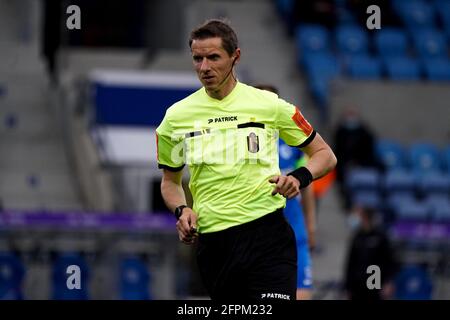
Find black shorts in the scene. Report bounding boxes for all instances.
[196,208,297,301]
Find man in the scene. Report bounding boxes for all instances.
[254,84,316,300]
[156,19,336,300]
[344,206,398,300]
[333,107,380,210]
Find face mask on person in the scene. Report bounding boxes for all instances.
[347,214,361,230]
[343,118,361,130]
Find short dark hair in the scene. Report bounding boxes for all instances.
[189,19,238,56]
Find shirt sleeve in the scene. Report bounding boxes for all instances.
[156,115,185,171]
[276,98,315,147]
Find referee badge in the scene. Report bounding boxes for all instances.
[247,132,259,153]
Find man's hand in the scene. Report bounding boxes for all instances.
[269,175,301,199]
[176,208,198,245]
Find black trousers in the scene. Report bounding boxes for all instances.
[196,208,297,301]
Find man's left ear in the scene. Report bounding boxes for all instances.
[233,49,241,64]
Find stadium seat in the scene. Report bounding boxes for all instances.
[374,28,409,58]
[335,25,369,55]
[394,200,430,222]
[411,28,447,59]
[345,168,381,194]
[119,255,152,300]
[303,52,340,116]
[422,58,450,81]
[383,57,421,81]
[395,264,433,300]
[295,24,330,57]
[408,143,442,173]
[385,191,417,216]
[383,170,416,195]
[432,202,450,223]
[351,190,382,210]
[376,140,407,170]
[434,0,450,42]
[426,194,450,223]
[51,252,90,300]
[393,0,437,31]
[345,54,382,80]
[417,172,450,197]
[0,252,25,300]
[444,146,450,172]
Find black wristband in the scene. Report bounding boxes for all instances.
[287,167,313,189]
[174,205,188,220]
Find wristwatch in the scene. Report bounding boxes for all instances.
[174,205,188,220]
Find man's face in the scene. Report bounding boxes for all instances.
[191,37,237,92]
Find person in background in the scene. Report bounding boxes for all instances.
[254,84,317,300]
[343,205,398,300]
[333,107,381,210]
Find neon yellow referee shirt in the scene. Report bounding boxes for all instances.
[156,82,315,233]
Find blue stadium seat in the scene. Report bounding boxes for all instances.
[409,143,443,173]
[433,202,450,223]
[383,170,416,194]
[351,190,382,210]
[385,191,417,214]
[335,25,369,55]
[393,0,437,31]
[374,28,409,58]
[345,54,382,80]
[52,252,90,300]
[345,168,381,194]
[295,24,330,60]
[412,28,447,59]
[444,145,450,172]
[418,172,450,197]
[383,57,421,81]
[395,264,433,300]
[303,52,340,115]
[422,58,450,81]
[394,200,430,222]
[0,252,25,300]
[376,140,407,170]
[426,194,450,223]
[119,256,152,300]
[434,0,450,41]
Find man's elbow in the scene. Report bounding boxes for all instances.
[324,148,337,174]
[330,150,337,169]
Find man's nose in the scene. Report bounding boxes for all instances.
[199,58,210,71]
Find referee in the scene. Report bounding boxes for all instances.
[156,19,337,300]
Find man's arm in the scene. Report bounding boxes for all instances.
[300,185,316,251]
[161,169,187,212]
[161,169,198,244]
[270,133,337,198]
[301,132,337,181]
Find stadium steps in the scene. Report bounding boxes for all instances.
[0,64,83,211]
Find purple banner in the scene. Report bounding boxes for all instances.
[390,221,450,240]
[0,210,176,231]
